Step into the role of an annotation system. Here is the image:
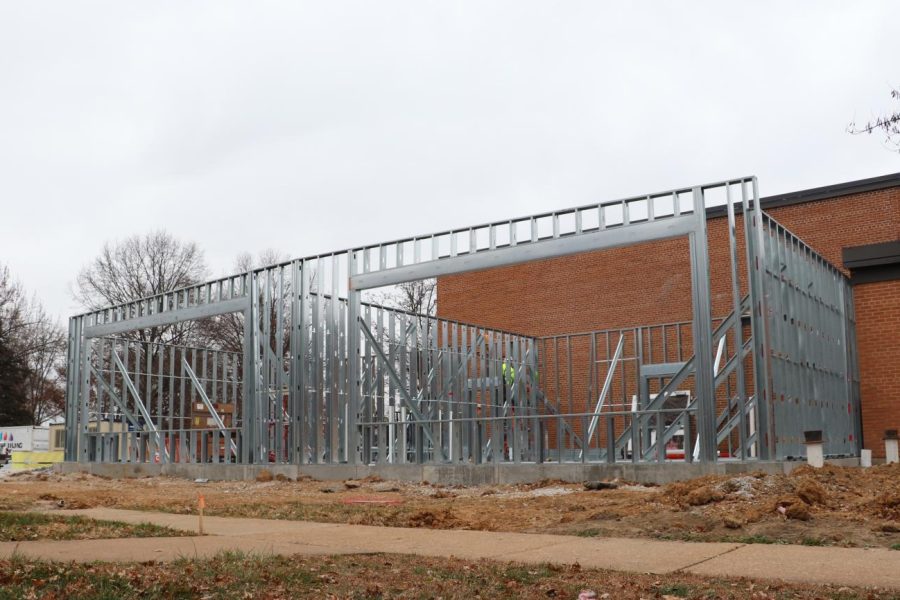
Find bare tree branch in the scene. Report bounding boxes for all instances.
[72,230,208,346]
[848,87,900,152]
[195,249,291,353]
[366,279,437,316]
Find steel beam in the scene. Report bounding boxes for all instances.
[640,362,687,378]
[350,215,697,290]
[84,297,248,338]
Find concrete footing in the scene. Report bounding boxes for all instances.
[54,457,860,485]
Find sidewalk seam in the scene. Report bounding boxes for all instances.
[490,539,573,561]
[500,539,573,554]
[675,544,745,572]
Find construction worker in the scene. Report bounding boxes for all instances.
[501,359,515,385]
[501,359,515,406]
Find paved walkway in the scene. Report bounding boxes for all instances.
[1,508,898,589]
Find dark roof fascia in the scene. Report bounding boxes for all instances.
[843,241,900,285]
[843,241,900,270]
[847,263,900,286]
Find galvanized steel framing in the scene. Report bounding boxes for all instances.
[64,176,861,468]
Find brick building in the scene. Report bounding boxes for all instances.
[437,172,900,457]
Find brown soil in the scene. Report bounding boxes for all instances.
[3,463,900,548]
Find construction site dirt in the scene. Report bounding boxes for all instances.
[3,463,899,549]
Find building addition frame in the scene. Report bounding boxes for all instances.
[64,176,860,470]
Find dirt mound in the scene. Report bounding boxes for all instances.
[406,509,461,529]
[873,491,900,520]
[723,515,743,529]
[785,503,811,521]
[795,480,827,505]
[775,497,811,521]
[660,463,900,517]
[663,475,726,506]
[651,463,900,539]
[686,486,725,506]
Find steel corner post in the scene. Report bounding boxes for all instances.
[689,187,717,463]
[243,273,258,465]
[347,250,361,465]
[743,179,775,460]
[64,316,79,462]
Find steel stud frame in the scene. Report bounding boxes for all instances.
[64,176,861,467]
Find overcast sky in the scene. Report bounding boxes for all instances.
[1,1,898,321]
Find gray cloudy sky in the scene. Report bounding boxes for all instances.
[1,1,898,321]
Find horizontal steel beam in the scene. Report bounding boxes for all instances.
[640,362,687,378]
[350,214,697,290]
[85,297,249,338]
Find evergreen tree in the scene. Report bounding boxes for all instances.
[0,339,31,426]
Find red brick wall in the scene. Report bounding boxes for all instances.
[854,279,900,457]
[437,185,900,455]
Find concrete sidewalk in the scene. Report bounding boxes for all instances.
[2,508,898,590]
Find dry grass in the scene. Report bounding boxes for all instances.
[0,511,188,542]
[0,551,892,599]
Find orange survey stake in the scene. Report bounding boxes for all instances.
[198,494,206,535]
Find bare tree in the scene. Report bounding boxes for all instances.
[197,249,290,353]
[0,264,66,425]
[367,279,437,316]
[73,230,208,345]
[22,304,67,424]
[0,265,28,350]
[848,86,900,152]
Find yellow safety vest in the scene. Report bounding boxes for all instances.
[501,361,515,386]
